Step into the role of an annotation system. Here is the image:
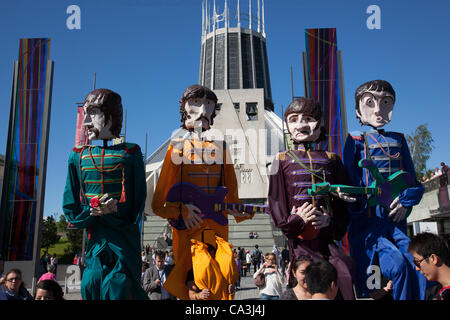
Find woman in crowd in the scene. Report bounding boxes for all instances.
[253,253,283,300]
[34,279,65,300]
[0,269,33,300]
[38,264,57,283]
[280,255,313,300]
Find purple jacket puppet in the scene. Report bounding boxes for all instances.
[267,97,355,300]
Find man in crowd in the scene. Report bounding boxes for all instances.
[408,232,450,300]
[305,260,339,300]
[143,250,176,300]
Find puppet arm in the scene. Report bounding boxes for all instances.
[342,134,370,216]
[151,143,189,220]
[397,134,425,208]
[267,154,306,239]
[62,152,96,229]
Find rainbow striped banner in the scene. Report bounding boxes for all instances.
[303,28,349,253]
[0,38,54,261]
[303,28,347,158]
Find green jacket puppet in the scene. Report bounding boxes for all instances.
[62,89,148,300]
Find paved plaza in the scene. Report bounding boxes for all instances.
[62,271,265,300]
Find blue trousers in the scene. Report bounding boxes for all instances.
[349,217,427,300]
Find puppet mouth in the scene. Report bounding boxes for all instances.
[86,126,99,137]
[297,128,310,135]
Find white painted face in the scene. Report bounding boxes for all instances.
[82,94,114,141]
[286,112,321,143]
[357,90,394,128]
[184,96,215,131]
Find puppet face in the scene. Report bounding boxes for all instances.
[82,94,114,140]
[286,112,321,143]
[184,96,215,131]
[357,90,394,128]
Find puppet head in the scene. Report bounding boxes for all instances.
[355,80,396,129]
[179,84,218,131]
[284,97,326,143]
[82,88,123,141]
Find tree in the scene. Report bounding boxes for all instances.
[65,227,83,257]
[41,215,61,251]
[57,214,68,232]
[406,123,434,180]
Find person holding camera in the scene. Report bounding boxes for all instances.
[253,253,283,300]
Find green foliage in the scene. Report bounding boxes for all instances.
[64,227,84,258]
[57,214,68,232]
[406,124,434,180]
[41,215,61,251]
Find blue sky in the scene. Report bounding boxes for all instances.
[1,0,449,218]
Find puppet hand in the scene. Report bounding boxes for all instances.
[227,208,251,218]
[388,196,408,222]
[384,280,393,292]
[90,194,118,216]
[311,206,331,230]
[295,203,317,224]
[331,189,357,203]
[198,289,210,300]
[184,204,204,229]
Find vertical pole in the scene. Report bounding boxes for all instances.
[249,0,252,30]
[290,66,294,101]
[337,50,348,141]
[257,0,260,32]
[281,105,286,151]
[262,0,265,36]
[302,51,311,98]
[93,72,96,90]
[31,60,54,296]
[237,0,241,27]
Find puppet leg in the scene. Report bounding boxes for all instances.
[376,236,422,300]
[391,225,427,300]
[214,236,239,300]
[348,228,373,299]
[81,254,103,300]
[191,239,229,300]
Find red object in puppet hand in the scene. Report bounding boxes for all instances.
[297,222,319,240]
[90,197,100,208]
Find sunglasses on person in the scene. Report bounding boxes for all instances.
[412,255,430,268]
[6,277,21,282]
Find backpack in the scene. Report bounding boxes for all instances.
[251,249,261,263]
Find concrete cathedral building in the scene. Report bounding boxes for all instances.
[142,0,285,252]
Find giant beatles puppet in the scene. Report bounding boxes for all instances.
[151,84,254,300]
[267,97,356,300]
[343,80,427,300]
[62,89,148,300]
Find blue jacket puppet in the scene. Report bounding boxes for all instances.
[343,80,427,300]
[63,89,148,300]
